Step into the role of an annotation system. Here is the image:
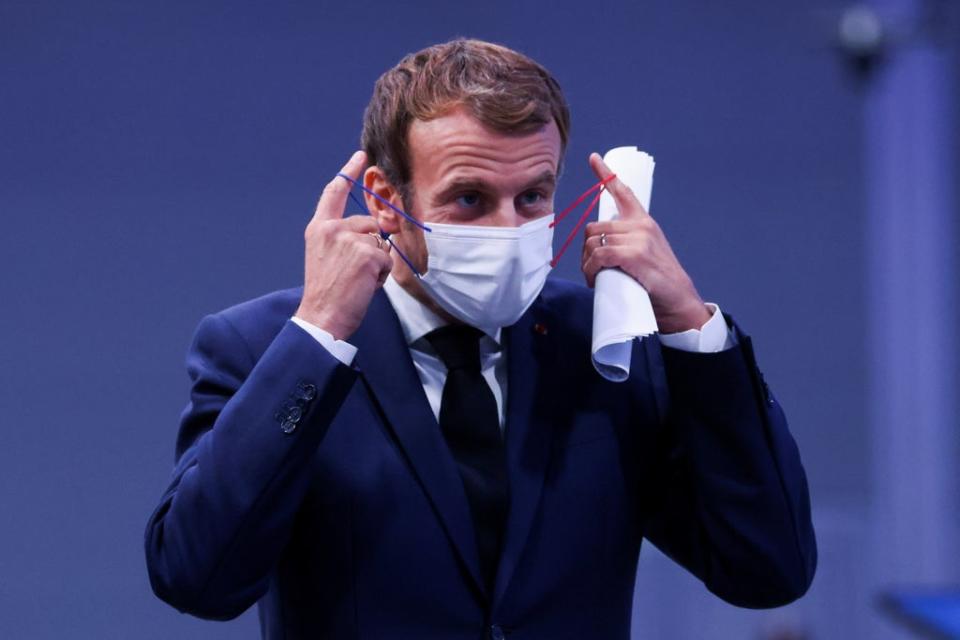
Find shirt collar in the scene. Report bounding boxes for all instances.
[381,275,502,350]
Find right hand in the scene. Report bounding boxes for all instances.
[294,150,393,341]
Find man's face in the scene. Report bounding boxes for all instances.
[406,106,561,228]
[390,107,561,273]
[363,106,561,314]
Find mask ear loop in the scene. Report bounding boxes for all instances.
[549,174,616,268]
[335,173,429,277]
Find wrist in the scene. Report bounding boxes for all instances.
[657,297,712,334]
[294,305,351,341]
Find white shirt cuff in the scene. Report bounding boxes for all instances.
[290,317,358,366]
[657,303,736,353]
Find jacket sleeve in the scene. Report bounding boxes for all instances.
[640,320,817,609]
[144,314,358,620]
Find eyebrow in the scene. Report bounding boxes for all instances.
[432,170,557,205]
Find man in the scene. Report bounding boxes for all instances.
[145,39,816,639]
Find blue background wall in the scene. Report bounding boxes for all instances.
[0,1,954,638]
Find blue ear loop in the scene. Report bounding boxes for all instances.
[336,173,431,278]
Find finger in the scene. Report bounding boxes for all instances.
[314,150,368,221]
[581,246,620,283]
[581,232,627,259]
[588,152,650,219]
[376,249,393,280]
[377,260,393,287]
[584,219,630,239]
[582,251,601,288]
[582,223,612,264]
[363,231,393,252]
[580,236,612,271]
[361,243,393,283]
[339,215,381,234]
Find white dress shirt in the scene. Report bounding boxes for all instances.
[291,275,736,429]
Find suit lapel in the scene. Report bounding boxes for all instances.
[350,290,486,599]
[493,301,558,606]
[350,288,562,605]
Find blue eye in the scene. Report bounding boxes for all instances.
[456,193,481,208]
[520,191,543,206]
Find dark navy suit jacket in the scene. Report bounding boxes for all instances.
[145,278,816,639]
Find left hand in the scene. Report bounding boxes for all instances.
[581,152,712,334]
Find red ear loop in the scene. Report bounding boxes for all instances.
[549,174,616,268]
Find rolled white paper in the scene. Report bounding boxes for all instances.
[591,146,658,382]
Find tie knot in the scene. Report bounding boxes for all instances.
[424,325,484,372]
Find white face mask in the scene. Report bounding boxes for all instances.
[418,214,555,329]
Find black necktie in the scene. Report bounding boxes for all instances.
[425,325,509,593]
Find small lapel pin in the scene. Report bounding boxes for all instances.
[532,322,548,336]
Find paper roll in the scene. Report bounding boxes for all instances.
[591,146,658,382]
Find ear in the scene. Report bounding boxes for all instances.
[363,166,405,234]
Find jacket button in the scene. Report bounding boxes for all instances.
[280,418,297,434]
[296,382,317,401]
[489,624,506,640]
[286,405,303,422]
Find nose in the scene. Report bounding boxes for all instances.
[489,199,523,228]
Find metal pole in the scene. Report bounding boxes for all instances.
[865,0,957,635]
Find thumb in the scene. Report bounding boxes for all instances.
[313,150,368,221]
[588,152,649,219]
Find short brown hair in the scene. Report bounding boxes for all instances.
[361,39,571,199]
